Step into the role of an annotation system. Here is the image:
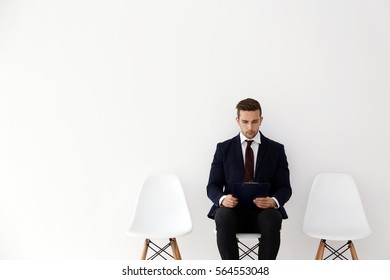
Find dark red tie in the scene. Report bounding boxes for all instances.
[244,140,254,182]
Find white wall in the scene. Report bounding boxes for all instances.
[0,0,389,260]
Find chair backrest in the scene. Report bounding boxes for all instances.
[303,173,372,241]
[126,173,193,239]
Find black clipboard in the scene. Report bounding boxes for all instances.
[232,182,270,208]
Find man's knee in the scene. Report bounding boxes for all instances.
[257,209,282,231]
[264,209,283,221]
[214,207,238,230]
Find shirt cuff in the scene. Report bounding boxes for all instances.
[272,197,280,209]
[219,195,227,206]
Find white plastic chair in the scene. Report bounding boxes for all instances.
[303,173,372,260]
[214,229,261,260]
[126,174,192,260]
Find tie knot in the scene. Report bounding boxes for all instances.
[245,140,253,146]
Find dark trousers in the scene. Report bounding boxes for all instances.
[214,207,282,260]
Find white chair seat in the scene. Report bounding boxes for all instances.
[126,228,191,239]
[236,233,261,239]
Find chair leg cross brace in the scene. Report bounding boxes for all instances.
[237,238,260,260]
[141,238,182,260]
[315,239,359,260]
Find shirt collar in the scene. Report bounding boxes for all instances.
[240,131,261,144]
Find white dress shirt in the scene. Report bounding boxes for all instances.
[239,132,261,175]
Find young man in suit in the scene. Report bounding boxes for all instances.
[206,98,292,260]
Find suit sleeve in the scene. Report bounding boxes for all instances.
[206,143,226,206]
[272,145,292,208]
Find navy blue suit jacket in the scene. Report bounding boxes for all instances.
[207,132,292,219]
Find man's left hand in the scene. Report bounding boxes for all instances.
[253,197,276,209]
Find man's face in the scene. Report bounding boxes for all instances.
[236,110,263,139]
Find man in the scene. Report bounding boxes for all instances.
[206,98,292,260]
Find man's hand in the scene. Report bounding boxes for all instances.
[222,194,238,208]
[253,197,276,209]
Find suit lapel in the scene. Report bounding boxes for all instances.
[233,134,245,177]
[255,132,267,177]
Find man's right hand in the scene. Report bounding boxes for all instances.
[221,194,238,208]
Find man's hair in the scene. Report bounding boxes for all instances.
[236,98,262,117]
